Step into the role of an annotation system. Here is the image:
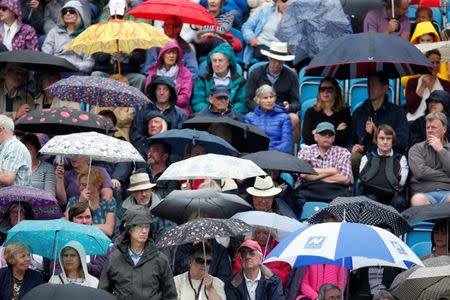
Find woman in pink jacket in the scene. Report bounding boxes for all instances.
[145,39,193,116]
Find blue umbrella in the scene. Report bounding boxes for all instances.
[147,128,238,157]
[305,32,431,79]
[5,219,111,259]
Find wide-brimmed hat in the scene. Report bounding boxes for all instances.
[127,172,156,192]
[246,176,282,197]
[261,42,295,62]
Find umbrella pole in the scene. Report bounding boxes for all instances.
[116,39,122,77]
[391,0,395,19]
[341,257,345,300]
[263,231,271,259]
[52,230,59,276]
[86,155,92,207]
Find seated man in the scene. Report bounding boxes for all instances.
[191,43,247,114]
[132,111,169,160]
[409,112,450,206]
[363,0,410,40]
[195,84,243,121]
[225,240,284,300]
[297,122,353,205]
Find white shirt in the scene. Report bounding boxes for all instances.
[3,20,18,51]
[213,70,231,86]
[243,269,261,300]
[407,75,443,121]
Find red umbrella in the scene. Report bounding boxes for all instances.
[128,0,219,26]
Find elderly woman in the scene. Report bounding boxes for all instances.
[21,134,56,196]
[0,243,43,300]
[66,169,116,237]
[0,0,38,50]
[302,77,351,147]
[244,84,292,153]
[41,0,94,73]
[174,242,225,300]
[0,202,34,245]
[49,241,98,287]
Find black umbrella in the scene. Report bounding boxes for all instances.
[15,107,116,135]
[307,196,412,236]
[151,189,252,224]
[0,50,78,72]
[402,203,450,222]
[241,150,317,174]
[22,284,116,300]
[182,116,270,153]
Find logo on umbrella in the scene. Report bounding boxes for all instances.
[305,236,326,249]
[390,240,407,255]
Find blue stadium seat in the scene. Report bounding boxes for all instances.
[230,28,245,63]
[349,78,395,112]
[247,61,268,76]
[404,221,434,248]
[406,5,418,22]
[399,82,406,107]
[431,7,443,31]
[299,66,323,101]
[280,172,295,188]
[411,241,432,257]
[198,59,243,76]
[300,98,317,120]
[300,201,328,221]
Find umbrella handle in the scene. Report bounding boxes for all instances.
[391,0,395,19]
[52,230,59,277]
[116,40,122,77]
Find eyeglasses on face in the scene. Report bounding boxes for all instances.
[62,8,77,15]
[319,86,335,93]
[194,257,212,265]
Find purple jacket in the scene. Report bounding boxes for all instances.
[145,39,193,116]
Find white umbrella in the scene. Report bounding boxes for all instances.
[157,153,266,181]
[416,41,450,61]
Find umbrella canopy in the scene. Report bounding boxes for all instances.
[306,196,412,236]
[23,284,117,300]
[156,217,252,248]
[158,153,267,181]
[40,131,144,163]
[241,150,317,174]
[0,186,63,220]
[265,222,423,270]
[305,32,432,79]
[231,211,304,239]
[151,189,252,224]
[5,219,111,258]
[47,75,151,107]
[147,129,238,157]
[416,41,450,62]
[128,0,219,26]
[15,107,116,135]
[0,50,77,72]
[402,202,450,222]
[182,116,270,153]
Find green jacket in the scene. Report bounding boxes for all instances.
[191,43,247,114]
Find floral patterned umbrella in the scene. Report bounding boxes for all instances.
[15,107,116,135]
[156,218,252,248]
[46,75,151,107]
[0,186,63,220]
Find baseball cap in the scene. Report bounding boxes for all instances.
[210,85,230,97]
[315,122,336,134]
[237,239,262,254]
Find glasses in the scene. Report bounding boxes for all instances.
[194,257,212,265]
[319,86,335,93]
[62,8,77,15]
[0,7,7,11]
[280,0,288,2]
[133,224,151,231]
[214,96,229,101]
[239,249,257,258]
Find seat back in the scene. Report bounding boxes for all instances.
[411,241,432,257]
[349,78,395,112]
[300,201,329,221]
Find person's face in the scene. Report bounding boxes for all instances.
[277,0,288,14]
[324,288,341,300]
[259,92,276,111]
[9,204,25,226]
[268,58,283,75]
[155,84,171,104]
[428,53,441,76]
[147,117,164,136]
[0,7,16,23]
[70,158,88,171]
[209,95,229,113]
[189,254,212,278]
[418,34,434,44]
[129,224,150,243]
[162,48,178,67]
[62,7,78,24]
[319,81,337,104]
[72,208,93,225]
[132,189,152,205]
[394,0,409,19]
[368,76,388,101]
[147,144,168,165]
[426,119,447,140]
[433,228,448,248]
[239,247,262,270]
[416,9,432,23]
[61,247,81,274]
[13,250,31,272]
[254,228,270,246]
[207,0,221,12]
[4,68,27,89]
[210,53,229,77]
[376,130,393,154]
[314,131,335,149]
[164,18,183,38]
[428,100,444,113]
[25,143,38,159]
[191,145,206,157]
[78,175,100,195]
[252,195,274,212]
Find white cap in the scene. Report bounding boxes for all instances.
[109,0,127,16]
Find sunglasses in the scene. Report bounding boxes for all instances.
[0,7,8,11]
[194,257,212,265]
[319,86,335,93]
[280,0,288,2]
[62,8,77,15]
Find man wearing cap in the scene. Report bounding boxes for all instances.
[246,42,300,143]
[99,209,177,300]
[225,239,284,300]
[195,84,243,121]
[296,122,353,205]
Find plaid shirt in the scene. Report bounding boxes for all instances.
[0,136,31,187]
[297,144,353,185]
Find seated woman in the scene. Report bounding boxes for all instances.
[145,39,193,116]
[174,242,225,300]
[302,78,351,148]
[0,202,34,245]
[49,241,98,287]
[65,169,116,237]
[244,84,292,154]
[421,219,450,260]
[0,242,43,300]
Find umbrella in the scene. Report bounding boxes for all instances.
[306,196,412,236]
[305,32,432,79]
[66,19,170,76]
[275,0,351,65]
[182,116,270,153]
[15,107,116,135]
[157,153,267,181]
[0,186,63,220]
[5,219,111,259]
[241,150,317,174]
[156,217,252,248]
[39,131,144,163]
[401,202,450,222]
[147,129,238,157]
[151,189,252,224]
[47,75,151,107]
[0,50,77,72]
[23,284,117,300]
[231,211,304,239]
[415,41,450,62]
[128,0,219,26]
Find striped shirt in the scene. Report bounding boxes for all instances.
[0,136,31,186]
[30,161,56,196]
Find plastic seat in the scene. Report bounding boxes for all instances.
[407,5,418,22]
[299,66,323,101]
[198,60,243,76]
[300,201,328,221]
[348,78,395,112]
[404,221,434,248]
[230,28,245,63]
[247,61,268,76]
[280,172,294,188]
[300,98,316,120]
[411,241,432,257]
[431,7,442,31]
